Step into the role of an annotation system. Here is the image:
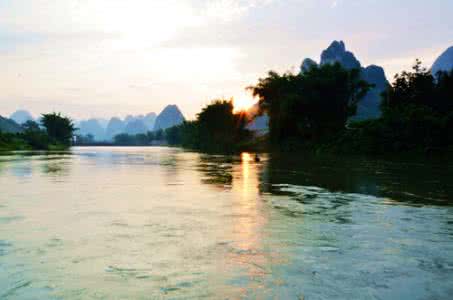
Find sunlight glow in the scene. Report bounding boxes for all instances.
[87,1,199,47]
[233,95,257,113]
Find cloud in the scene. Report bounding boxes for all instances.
[0,0,279,118]
[1,0,452,119]
[203,0,273,22]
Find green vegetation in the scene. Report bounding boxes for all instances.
[164,100,252,153]
[0,113,75,151]
[3,61,452,156]
[75,130,166,146]
[0,132,29,151]
[113,130,164,146]
[244,61,452,154]
[333,61,453,154]
[249,63,371,149]
[41,113,76,147]
[162,61,452,155]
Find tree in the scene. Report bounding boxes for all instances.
[196,99,251,152]
[249,63,371,144]
[135,133,148,145]
[40,113,76,146]
[435,69,453,113]
[377,60,453,149]
[146,131,155,143]
[75,134,94,145]
[21,120,49,149]
[177,121,200,149]
[162,100,252,152]
[114,133,136,145]
[165,125,181,145]
[381,59,435,112]
[22,120,41,132]
[155,129,164,141]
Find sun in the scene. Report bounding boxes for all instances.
[233,95,257,113]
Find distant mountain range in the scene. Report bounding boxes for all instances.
[77,119,106,141]
[1,105,184,140]
[75,105,184,141]
[3,42,453,137]
[0,116,23,133]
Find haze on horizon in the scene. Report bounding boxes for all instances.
[1,0,452,120]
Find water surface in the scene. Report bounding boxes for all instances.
[1,147,453,299]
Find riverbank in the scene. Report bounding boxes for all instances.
[0,132,70,152]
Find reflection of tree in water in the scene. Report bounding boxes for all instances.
[160,150,186,186]
[43,162,65,174]
[196,154,237,188]
[0,160,5,176]
[42,161,72,178]
[0,153,73,179]
[261,153,453,205]
[40,155,73,178]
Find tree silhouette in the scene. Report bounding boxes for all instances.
[249,63,371,144]
[41,113,75,146]
[164,100,252,153]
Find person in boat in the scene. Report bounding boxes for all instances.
[254,154,261,162]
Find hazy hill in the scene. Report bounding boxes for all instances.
[0,116,23,133]
[95,118,109,129]
[105,117,125,140]
[77,119,106,141]
[124,119,148,135]
[153,105,185,131]
[75,112,157,141]
[122,112,156,134]
[143,112,157,131]
[10,110,34,124]
[247,115,269,134]
[124,115,141,124]
[246,103,269,134]
[432,45,453,76]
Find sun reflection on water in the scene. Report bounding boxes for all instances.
[224,152,274,292]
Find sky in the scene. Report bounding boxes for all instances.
[1,0,452,120]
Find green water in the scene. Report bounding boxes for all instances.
[1,147,452,299]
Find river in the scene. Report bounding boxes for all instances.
[1,147,452,299]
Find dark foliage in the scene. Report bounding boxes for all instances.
[1,113,75,150]
[41,113,76,146]
[20,120,50,149]
[165,100,252,153]
[249,63,371,145]
[111,131,164,146]
[335,61,453,154]
[0,132,28,150]
[75,134,95,145]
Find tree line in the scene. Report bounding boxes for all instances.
[3,60,452,155]
[75,129,166,146]
[336,60,453,154]
[165,60,453,155]
[164,100,252,153]
[0,113,75,151]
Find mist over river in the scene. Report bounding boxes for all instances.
[1,147,453,299]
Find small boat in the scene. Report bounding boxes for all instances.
[254,154,261,162]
